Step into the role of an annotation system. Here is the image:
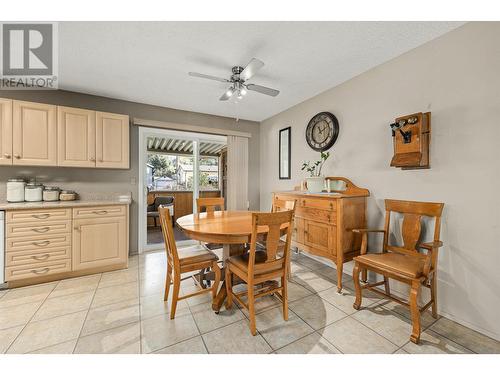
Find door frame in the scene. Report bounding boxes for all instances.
[138,126,226,253]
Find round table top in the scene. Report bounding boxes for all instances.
[176,210,285,244]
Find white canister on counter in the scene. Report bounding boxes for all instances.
[25,182,44,202]
[43,186,60,201]
[7,178,26,202]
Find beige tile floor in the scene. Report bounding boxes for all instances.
[0,249,499,354]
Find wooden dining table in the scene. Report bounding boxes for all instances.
[177,210,287,312]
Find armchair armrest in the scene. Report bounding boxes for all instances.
[420,241,443,251]
[351,229,386,255]
[351,229,385,234]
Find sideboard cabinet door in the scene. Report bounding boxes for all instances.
[95,111,129,169]
[12,100,57,166]
[57,106,96,167]
[304,220,336,256]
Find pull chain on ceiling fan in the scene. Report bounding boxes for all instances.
[188,58,280,101]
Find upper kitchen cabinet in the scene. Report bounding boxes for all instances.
[96,111,130,169]
[12,100,57,166]
[0,98,13,165]
[57,106,96,167]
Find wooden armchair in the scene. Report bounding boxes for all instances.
[352,199,444,344]
[225,209,294,335]
[159,206,221,319]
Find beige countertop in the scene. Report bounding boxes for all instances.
[0,197,132,211]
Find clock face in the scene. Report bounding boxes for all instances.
[305,112,339,151]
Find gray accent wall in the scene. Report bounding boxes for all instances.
[0,90,260,254]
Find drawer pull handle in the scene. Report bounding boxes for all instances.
[31,267,50,275]
[92,210,108,215]
[32,240,50,247]
[32,227,50,233]
[32,214,50,219]
[32,254,50,261]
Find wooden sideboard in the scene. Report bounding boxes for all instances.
[273,177,369,292]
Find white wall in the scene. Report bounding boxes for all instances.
[259,22,500,340]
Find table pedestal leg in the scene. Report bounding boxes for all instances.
[212,243,246,312]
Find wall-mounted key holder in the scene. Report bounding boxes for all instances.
[389,112,431,169]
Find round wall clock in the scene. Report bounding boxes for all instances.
[305,112,339,151]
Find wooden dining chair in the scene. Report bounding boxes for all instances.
[351,199,444,344]
[225,209,294,335]
[271,198,297,279]
[196,197,225,214]
[159,206,221,319]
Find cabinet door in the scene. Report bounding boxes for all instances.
[304,220,336,256]
[0,98,13,165]
[293,217,304,245]
[57,106,96,167]
[96,111,129,169]
[72,216,127,271]
[12,100,57,166]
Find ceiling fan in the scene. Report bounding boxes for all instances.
[188,58,280,101]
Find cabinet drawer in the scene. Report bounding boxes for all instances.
[297,207,336,224]
[6,208,71,223]
[6,221,71,238]
[5,259,71,281]
[300,198,336,211]
[72,205,126,219]
[6,246,71,267]
[6,233,71,253]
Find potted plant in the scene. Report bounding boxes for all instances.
[301,151,330,193]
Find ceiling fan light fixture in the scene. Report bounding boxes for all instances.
[226,89,234,97]
[240,88,247,96]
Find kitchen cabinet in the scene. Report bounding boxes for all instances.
[4,204,129,286]
[0,98,13,165]
[72,215,127,271]
[96,111,129,169]
[57,106,96,167]
[12,100,57,166]
[273,177,369,292]
[0,98,130,170]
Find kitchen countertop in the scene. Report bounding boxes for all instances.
[0,197,132,211]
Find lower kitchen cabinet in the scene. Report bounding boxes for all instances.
[72,216,127,271]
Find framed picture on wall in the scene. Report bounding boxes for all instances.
[279,126,291,179]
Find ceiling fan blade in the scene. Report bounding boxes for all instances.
[219,87,235,101]
[240,58,264,81]
[188,72,229,83]
[246,84,279,97]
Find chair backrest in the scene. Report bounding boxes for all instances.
[271,198,297,213]
[159,205,179,268]
[248,209,295,277]
[383,199,444,258]
[196,197,225,213]
[154,196,174,210]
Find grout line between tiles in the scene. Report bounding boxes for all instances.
[72,273,103,354]
[4,280,60,354]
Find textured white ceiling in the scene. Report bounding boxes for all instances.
[58,22,463,121]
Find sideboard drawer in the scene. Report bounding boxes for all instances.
[72,205,126,219]
[5,259,71,281]
[6,221,71,238]
[6,233,72,253]
[297,207,336,224]
[6,208,71,223]
[300,198,336,211]
[6,246,71,267]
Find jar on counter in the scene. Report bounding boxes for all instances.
[59,190,76,201]
[7,178,26,202]
[25,182,44,202]
[43,186,60,201]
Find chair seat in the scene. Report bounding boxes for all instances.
[355,252,426,278]
[228,250,282,275]
[178,244,218,266]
